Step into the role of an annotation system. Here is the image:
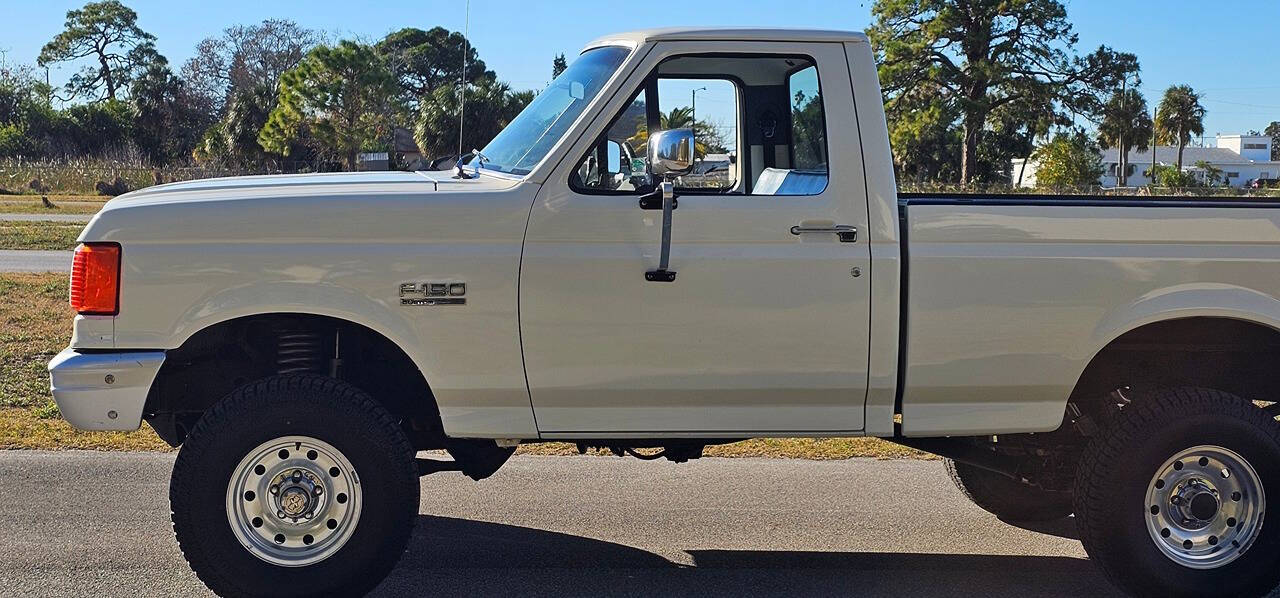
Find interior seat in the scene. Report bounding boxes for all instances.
[753,167,829,195]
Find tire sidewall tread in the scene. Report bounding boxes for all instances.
[1073,387,1280,598]
[170,374,419,598]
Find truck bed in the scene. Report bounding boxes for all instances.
[895,193,1280,436]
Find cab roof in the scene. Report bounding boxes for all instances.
[583,27,869,50]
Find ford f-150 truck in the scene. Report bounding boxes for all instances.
[48,28,1280,597]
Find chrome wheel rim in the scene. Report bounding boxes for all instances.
[226,436,362,567]
[1144,445,1265,569]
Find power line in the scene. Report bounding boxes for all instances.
[1199,98,1280,110]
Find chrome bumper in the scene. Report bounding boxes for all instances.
[47,348,165,431]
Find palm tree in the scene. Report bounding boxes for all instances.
[1098,88,1153,186]
[660,107,695,129]
[1154,85,1206,171]
[628,107,710,155]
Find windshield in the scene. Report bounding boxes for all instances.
[479,46,631,175]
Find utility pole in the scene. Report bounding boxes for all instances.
[1119,77,1127,187]
[1150,105,1158,187]
[691,86,707,141]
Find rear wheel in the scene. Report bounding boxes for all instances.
[1074,387,1280,597]
[171,375,419,597]
[944,458,1073,521]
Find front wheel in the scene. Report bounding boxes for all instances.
[170,375,420,597]
[1074,387,1280,597]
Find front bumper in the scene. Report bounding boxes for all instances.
[47,348,165,431]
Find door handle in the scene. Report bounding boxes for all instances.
[791,224,857,243]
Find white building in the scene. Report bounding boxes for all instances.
[1013,134,1279,188]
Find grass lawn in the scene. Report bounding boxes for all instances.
[516,437,926,459]
[0,272,924,458]
[1,273,71,411]
[0,195,108,215]
[0,409,170,451]
[0,221,85,250]
[0,273,190,450]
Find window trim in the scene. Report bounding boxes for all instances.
[566,52,830,198]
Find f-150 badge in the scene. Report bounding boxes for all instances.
[400,282,466,306]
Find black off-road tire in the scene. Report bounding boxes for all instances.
[170,375,420,597]
[944,458,1073,521]
[1073,387,1280,598]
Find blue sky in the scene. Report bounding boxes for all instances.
[4,0,1278,143]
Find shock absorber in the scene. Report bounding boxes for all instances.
[276,329,324,374]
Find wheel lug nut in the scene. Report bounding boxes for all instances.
[314,486,323,495]
[270,485,280,495]
[277,511,286,518]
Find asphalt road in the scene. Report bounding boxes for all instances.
[0,250,72,272]
[0,451,1136,598]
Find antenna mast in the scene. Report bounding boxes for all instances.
[457,0,470,161]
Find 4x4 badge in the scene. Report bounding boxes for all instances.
[399,282,466,306]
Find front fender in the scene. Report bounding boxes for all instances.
[106,239,536,439]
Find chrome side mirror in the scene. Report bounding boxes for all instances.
[647,128,695,178]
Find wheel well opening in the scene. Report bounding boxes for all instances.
[1071,317,1280,418]
[144,314,443,448]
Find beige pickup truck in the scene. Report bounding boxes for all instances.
[51,27,1280,597]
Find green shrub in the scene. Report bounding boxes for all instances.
[1034,133,1104,188]
[1150,164,1199,188]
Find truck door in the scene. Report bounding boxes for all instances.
[520,41,871,434]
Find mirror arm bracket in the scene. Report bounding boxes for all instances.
[638,187,677,210]
[644,181,677,283]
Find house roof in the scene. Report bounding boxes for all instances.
[585,28,868,50]
[393,128,421,154]
[1101,145,1262,165]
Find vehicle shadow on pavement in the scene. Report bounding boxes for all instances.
[1001,516,1080,541]
[371,515,1122,597]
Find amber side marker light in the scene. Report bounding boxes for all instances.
[70,243,121,316]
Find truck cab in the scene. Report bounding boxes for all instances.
[517,30,883,436]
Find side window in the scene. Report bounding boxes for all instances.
[656,78,738,191]
[570,54,828,197]
[571,87,649,192]
[570,79,740,193]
